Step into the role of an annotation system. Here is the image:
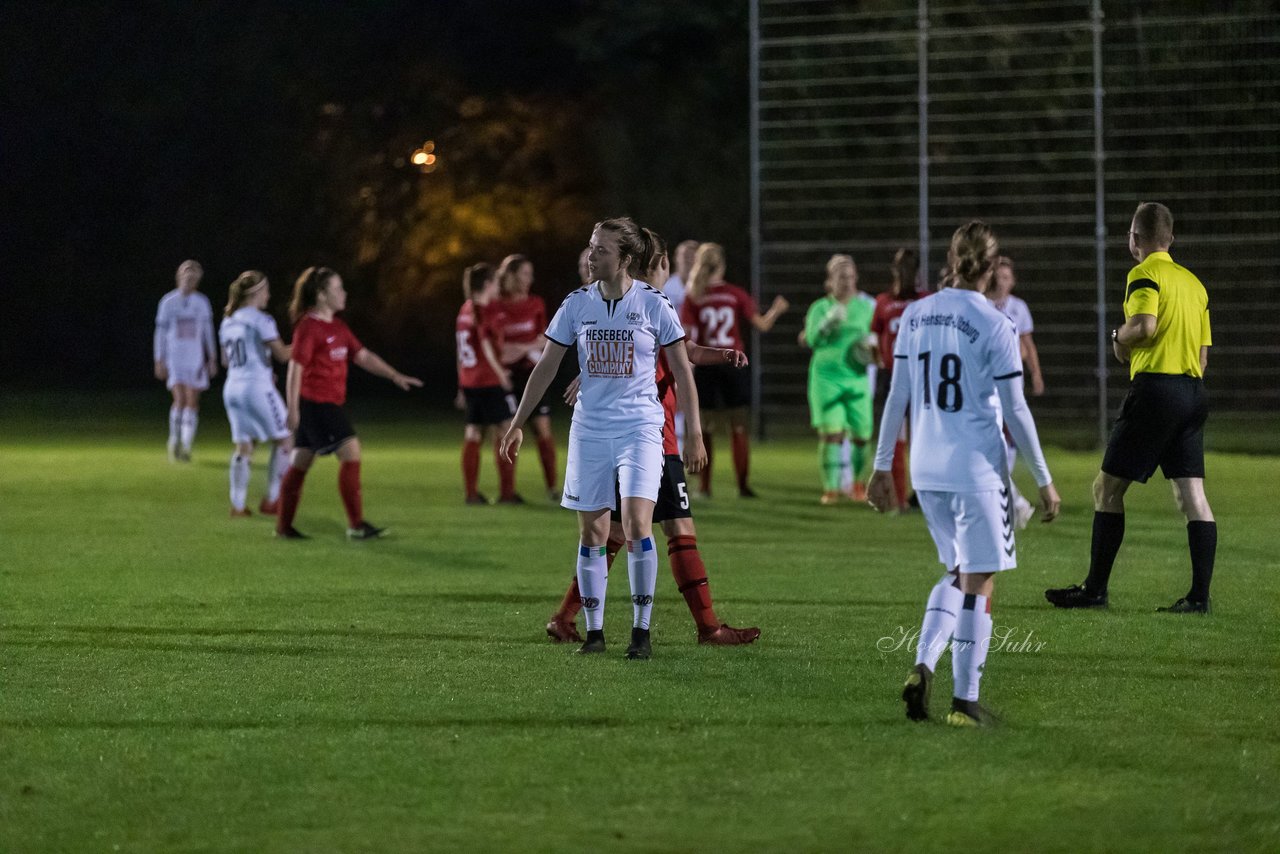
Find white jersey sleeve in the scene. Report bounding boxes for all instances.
[154,292,174,361]
[1007,295,1034,336]
[200,293,217,361]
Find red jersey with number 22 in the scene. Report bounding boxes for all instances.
[292,314,364,405]
[680,282,756,352]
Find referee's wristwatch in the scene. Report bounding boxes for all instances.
[1110,328,1119,344]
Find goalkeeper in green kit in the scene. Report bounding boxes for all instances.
[804,254,876,504]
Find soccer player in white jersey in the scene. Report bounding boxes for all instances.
[868,221,1061,727]
[987,256,1046,529]
[154,259,218,461]
[218,271,293,517]
[500,217,706,660]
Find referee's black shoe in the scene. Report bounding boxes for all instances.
[902,663,932,722]
[1044,583,1108,609]
[1157,597,1210,614]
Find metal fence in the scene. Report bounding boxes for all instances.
[750,0,1280,443]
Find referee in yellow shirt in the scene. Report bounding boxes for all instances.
[1046,202,1216,613]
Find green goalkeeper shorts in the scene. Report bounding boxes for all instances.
[808,375,873,438]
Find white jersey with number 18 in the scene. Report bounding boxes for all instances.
[892,288,1024,492]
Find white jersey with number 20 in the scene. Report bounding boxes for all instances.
[890,289,1024,492]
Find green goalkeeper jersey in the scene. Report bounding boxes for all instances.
[804,295,874,380]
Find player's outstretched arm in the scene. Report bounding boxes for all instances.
[500,341,567,462]
[686,342,747,368]
[665,341,706,473]
[353,349,422,391]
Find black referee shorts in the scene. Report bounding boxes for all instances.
[610,454,693,524]
[295,399,357,456]
[1102,373,1208,483]
[462,386,515,426]
[694,363,752,410]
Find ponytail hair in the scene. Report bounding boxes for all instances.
[290,266,337,323]
[224,270,267,317]
[463,262,496,301]
[686,242,726,301]
[946,221,999,288]
[629,227,668,280]
[891,247,920,296]
[496,254,531,297]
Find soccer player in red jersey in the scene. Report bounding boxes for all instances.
[456,263,519,505]
[491,254,560,500]
[275,266,422,540]
[546,229,761,646]
[871,248,925,512]
[679,242,789,497]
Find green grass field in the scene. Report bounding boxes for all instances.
[3,398,1278,852]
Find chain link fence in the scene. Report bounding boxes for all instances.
[751,0,1280,444]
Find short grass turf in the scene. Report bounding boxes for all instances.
[2,402,1278,853]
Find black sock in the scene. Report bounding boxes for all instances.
[1084,511,1125,593]
[1186,521,1217,602]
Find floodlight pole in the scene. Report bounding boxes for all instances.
[917,0,930,288]
[1092,0,1108,447]
[749,0,764,439]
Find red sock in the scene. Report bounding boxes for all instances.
[494,438,516,499]
[605,531,625,570]
[731,428,750,492]
[553,576,582,622]
[700,433,714,494]
[462,438,481,499]
[668,534,719,633]
[892,440,908,508]
[338,460,363,527]
[277,466,307,532]
[536,435,557,490]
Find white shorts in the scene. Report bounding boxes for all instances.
[223,382,290,443]
[166,358,209,391]
[917,488,1016,574]
[561,427,664,512]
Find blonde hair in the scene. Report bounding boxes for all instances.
[496,254,531,297]
[947,221,999,287]
[686,242,726,301]
[824,254,855,294]
[224,270,267,317]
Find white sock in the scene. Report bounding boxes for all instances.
[168,405,181,448]
[627,537,658,629]
[180,408,198,452]
[267,445,288,502]
[577,544,608,632]
[839,438,853,492]
[953,593,993,702]
[229,453,250,510]
[915,574,963,672]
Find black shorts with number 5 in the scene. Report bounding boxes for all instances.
[611,454,694,524]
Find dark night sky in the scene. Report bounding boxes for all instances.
[1,2,749,396]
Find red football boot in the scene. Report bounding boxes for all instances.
[259,498,279,515]
[546,618,583,643]
[697,623,761,645]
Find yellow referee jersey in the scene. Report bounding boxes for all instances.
[1123,251,1212,379]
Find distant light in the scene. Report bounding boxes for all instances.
[424,153,437,165]
[411,150,428,165]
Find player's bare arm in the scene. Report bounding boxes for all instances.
[352,349,422,391]
[267,339,291,363]
[480,338,512,391]
[285,360,303,432]
[687,342,748,368]
[751,295,791,332]
[501,340,567,462]
[665,341,706,473]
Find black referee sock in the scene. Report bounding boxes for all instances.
[1084,511,1125,593]
[1186,521,1217,603]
